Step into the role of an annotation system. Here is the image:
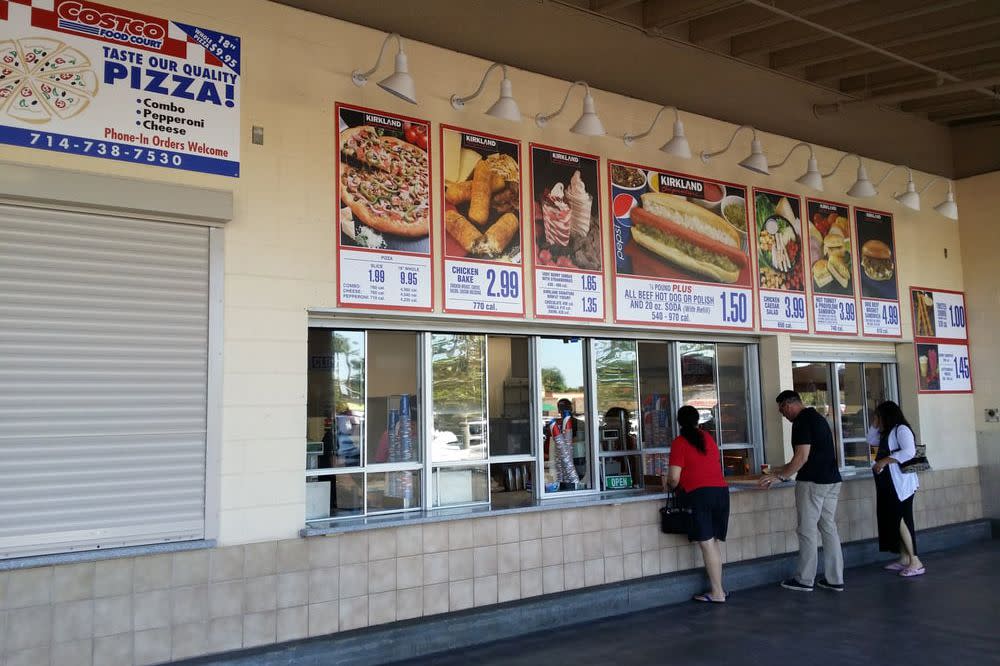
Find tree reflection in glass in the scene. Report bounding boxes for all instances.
[431,334,487,463]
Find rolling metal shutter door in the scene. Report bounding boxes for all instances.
[0,204,209,558]
[790,338,898,363]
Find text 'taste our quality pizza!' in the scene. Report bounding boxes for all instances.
[1,37,98,124]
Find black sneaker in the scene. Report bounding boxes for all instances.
[780,578,813,592]
[817,578,844,592]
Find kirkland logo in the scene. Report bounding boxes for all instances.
[56,1,166,48]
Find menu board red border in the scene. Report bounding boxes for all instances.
[910,286,974,395]
[854,206,903,339]
[334,102,435,312]
[753,186,810,334]
[804,197,860,337]
[438,123,526,318]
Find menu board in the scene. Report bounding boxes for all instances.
[608,161,753,330]
[805,199,859,335]
[855,208,901,337]
[440,125,524,316]
[529,144,604,320]
[911,287,972,393]
[336,103,432,311]
[753,188,808,332]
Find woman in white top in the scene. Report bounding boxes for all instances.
[870,401,924,577]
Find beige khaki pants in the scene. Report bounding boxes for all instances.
[794,481,844,586]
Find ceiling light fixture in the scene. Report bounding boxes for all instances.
[701,125,769,175]
[622,105,691,159]
[822,153,876,198]
[769,142,823,191]
[918,177,959,220]
[450,62,521,122]
[351,32,417,104]
[893,167,920,211]
[535,81,606,136]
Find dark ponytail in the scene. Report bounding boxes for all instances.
[677,405,706,454]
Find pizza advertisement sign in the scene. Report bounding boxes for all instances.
[336,103,433,312]
[753,188,808,333]
[529,144,604,321]
[855,207,901,337]
[440,124,524,317]
[0,0,240,176]
[608,161,754,330]
[805,198,858,335]
[911,286,972,394]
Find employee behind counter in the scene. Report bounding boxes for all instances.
[544,398,586,490]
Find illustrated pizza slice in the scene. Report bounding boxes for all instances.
[18,37,65,73]
[34,46,90,75]
[0,76,23,113]
[0,39,26,79]
[42,69,99,96]
[6,81,52,124]
[34,79,90,120]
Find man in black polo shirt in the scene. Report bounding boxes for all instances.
[759,390,844,592]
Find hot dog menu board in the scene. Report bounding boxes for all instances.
[530,145,604,320]
[336,104,433,311]
[440,125,524,316]
[806,199,859,335]
[753,189,808,332]
[911,287,972,393]
[855,208,901,337]
[608,162,753,330]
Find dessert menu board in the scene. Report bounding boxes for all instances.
[530,144,604,320]
[441,125,524,316]
[911,287,972,393]
[336,103,432,311]
[806,199,859,335]
[753,188,808,332]
[855,208,901,337]
[608,162,754,330]
[0,0,241,176]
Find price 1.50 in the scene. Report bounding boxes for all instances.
[721,291,748,324]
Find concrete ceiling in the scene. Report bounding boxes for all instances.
[272,0,1000,178]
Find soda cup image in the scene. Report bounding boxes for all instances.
[612,192,636,273]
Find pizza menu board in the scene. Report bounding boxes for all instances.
[0,0,240,176]
[530,144,604,320]
[336,104,433,311]
[855,208,901,337]
[441,125,524,316]
[805,199,858,335]
[609,162,753,329]
[753,189,808,332]
[911,287,972,393]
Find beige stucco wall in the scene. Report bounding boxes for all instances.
[0,0,980,544]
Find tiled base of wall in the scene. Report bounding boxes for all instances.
[0,467,984,666]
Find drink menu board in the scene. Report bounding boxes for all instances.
[608,161,754,330]
[856,208,901,337]
[440,125,524,316]
[911,287,972,393]
[753,188,808,332]
[529,144,604,320]
[336,103,433,311]
[805,199,859,335]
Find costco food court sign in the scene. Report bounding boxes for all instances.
[0,0,240,176]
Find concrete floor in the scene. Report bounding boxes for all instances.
[392,540,1000,666]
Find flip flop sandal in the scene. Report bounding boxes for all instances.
[883,562,907,571]
[899,567,926,577]
[692,592,728,603]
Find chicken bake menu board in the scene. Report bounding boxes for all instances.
[911,287,972,393]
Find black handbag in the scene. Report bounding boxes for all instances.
[891,426,931,474]
[660,491,693,535]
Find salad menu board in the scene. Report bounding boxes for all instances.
[856,208,901,337]
[806,199,858,335]
[440,125,524,316]
[609,161,753,330]
[530,144,604,320]
[754,189,808,332]
[911,287,972,393]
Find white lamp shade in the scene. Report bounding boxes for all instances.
[377,51,417,104]
[570,93,606,136]
[485,78,521,122]
[796,157,823,191]
[738,138,769,174]
[895,180,920,211]
[935,191,958,220]
[847,164,877,198]
[660,120,691,158]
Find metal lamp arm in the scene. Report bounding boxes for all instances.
[451,63,508,108]
[768,142,814,170]
[624,105,680,145]
[701,124,756,162]
[822,152,861,179]
[536,81,590,127]
[352,33,402,84]
[917,175,948,195]
[872,164,908,189]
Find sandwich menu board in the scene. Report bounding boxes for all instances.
[336,103,433,311]
[0,0,241,176]
[805,199,858,335]
[753,188,808,332]
[608,161,753,330]
[911,286,972,393]
[529,144,604,320]
[441,125,524,316]
[855,208,901,337]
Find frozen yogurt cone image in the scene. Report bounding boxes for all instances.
[566,170,593,238]
[542,182,572,247]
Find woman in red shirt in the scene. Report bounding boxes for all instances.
[665,405,730,603]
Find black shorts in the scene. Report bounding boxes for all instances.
[684,486,730,542]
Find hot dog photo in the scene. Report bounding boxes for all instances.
[608,162,752,287]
